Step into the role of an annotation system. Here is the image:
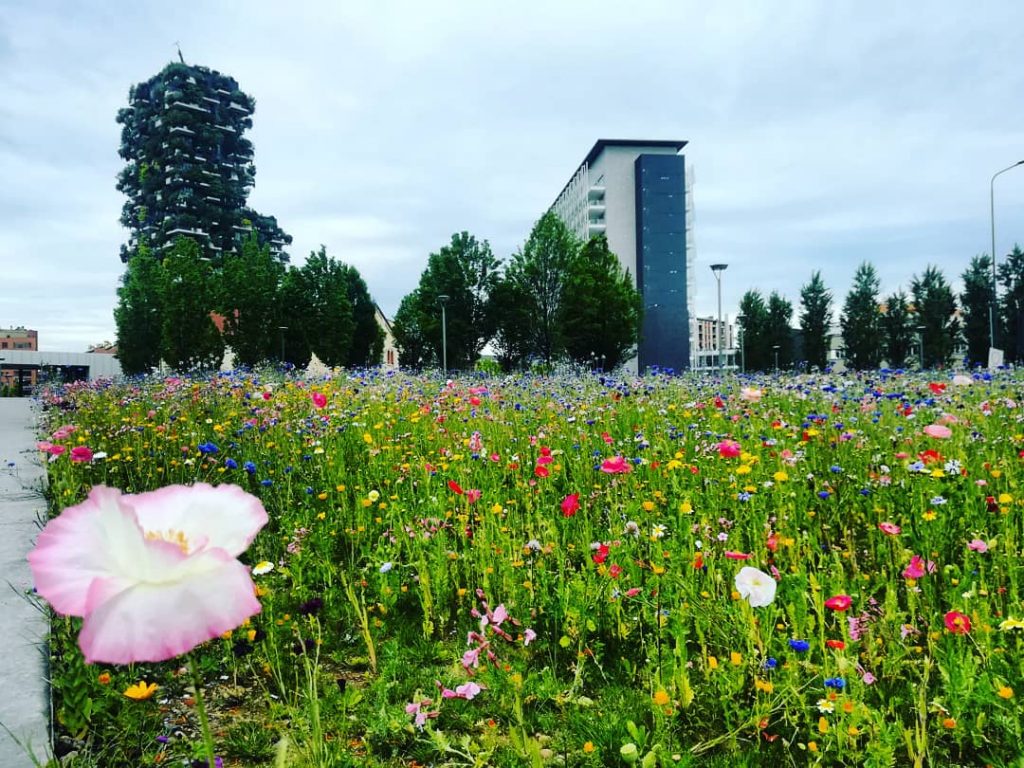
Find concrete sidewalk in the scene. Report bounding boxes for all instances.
[0,399,50,765]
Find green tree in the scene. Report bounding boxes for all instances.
[738,290,770,371]
[841,262,883,370]
[488,274,534,372]
[277,268,313,368]
[114,243,164,375]
[960,255,994,367]
[409,233,500,370]
[880,291,915,369]
[799,271,832,370]
[299,247,355,368]
[559,235,642,370]
[506,212,580,364]
[218,234,286,367]
[767,291,794,369]
[911,266,959,368]
[159,238,224,372]
[391,290,433,370]
[998,245,1024,363]
[341,265,384,367]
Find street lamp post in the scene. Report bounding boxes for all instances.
[438,294,450,374]
[278,326,288,364]
[710,264,728,376]
[990,160,1024,351]
[916,325,926,370]
[772,344,780,372]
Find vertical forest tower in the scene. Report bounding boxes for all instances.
[116,62,291,264]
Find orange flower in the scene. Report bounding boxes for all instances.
[97,672,111,685]
[123,680,158,700]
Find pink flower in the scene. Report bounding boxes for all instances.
[600,456,633,474]
[902,555,933,580]
[878,522,901,536]
[523,628,537,646]
[967,539,989,553]
[944,611,971,635]
[461,647,482,670]
[441,681,483,700]
[724,551,751,560]
[561,493,581,518]
[824,595,852,611]
[311,392,327,409]
[923,424,952,439]
[28,484,267,664]
[70,446,94,463]
[466,489,482,504]
[51,425,76,441]
[717,440,741,459]
[740,387,762,402]
[608,564,623,579]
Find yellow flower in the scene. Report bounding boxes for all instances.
[707,656,718,670]
[997,686,1014,699]
[730,651,742,666]
[818,716,829,734]
[653,690,671,706]
[999,618,1024,631]
[755,679,774,693]
[124,681,158,700]
[773,471,788,483]
[998,492,1012,504]
[807,741,818,753]
[583,741,595,754]
[922,510,937,521]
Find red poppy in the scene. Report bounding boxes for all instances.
[534,465,550,478]
[825,639,846,650]
[824,595,852,612]
[447,480,464,495]
[561,494,580,518]
[929,382,947,395]
[944,611,971,634]
[608,564,622,579]
[592,544,609,565]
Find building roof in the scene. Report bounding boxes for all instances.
[581,139,688,169]
[551,139,688,212]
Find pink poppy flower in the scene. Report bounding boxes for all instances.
[944,611,971,635]
[824,595,852,611]
[902,555,933,580]
[718,440,741,459]
[724,551,751,560]
[967,539,989,553]
[923,424,952,439]
[878,522,901,536]
[70,446,94,463]
[465,489,482,504]
[600,456,633,474]
[311,392,327,409]
[740,387,762,402]
[561,493,581,518]
[28,484,267,664]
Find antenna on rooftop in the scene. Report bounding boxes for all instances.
[175,42,185,64]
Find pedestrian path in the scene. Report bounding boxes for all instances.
[0,399,51,766]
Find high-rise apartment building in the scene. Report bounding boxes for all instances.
[116,62,291,263]
[550,140,694,371]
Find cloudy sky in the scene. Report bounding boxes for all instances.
[2,1,1023,351]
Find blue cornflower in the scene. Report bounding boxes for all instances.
[738,492,752,502]
[224,458,238,470]
[789,639,810,653]
[830,465,842,473]
[763,657,778,670]
[824,677,846,690]
[244,461,257,474]
[818,491,830,500]
[198,441,219,455]
[260,479,273,487]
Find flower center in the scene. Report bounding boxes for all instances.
[145,528,191,554]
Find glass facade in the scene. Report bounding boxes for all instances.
[634,154,689,371]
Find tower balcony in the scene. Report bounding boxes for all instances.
[588,185,606,201]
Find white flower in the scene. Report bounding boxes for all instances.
[252,560,275,576]
[734,566,777,608]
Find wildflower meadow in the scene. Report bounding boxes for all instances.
[33,370,1024,767]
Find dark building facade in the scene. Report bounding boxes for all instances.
[116,62,291,264]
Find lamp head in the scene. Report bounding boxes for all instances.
[710,263,728,273]
[438,294,450,304]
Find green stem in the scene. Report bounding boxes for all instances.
[188,652,217,768]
